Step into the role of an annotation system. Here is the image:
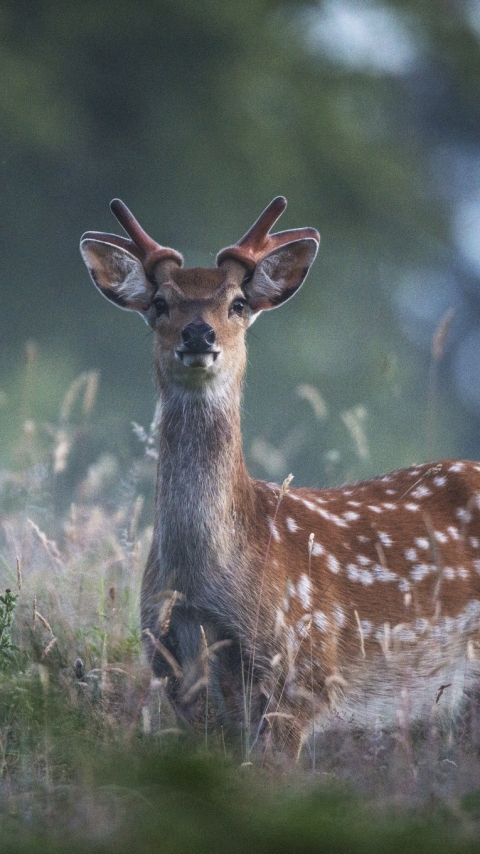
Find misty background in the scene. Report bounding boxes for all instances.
[2,0,480,497]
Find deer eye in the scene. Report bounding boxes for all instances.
[154,296,168,317]
[230,297,247,316]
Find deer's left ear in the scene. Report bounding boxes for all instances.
[80,238,155,325]
[244,238,319,313]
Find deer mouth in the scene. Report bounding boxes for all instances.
[175,349,220,369]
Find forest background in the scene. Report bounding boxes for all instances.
[2,0,480,487]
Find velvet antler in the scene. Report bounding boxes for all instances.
[81,199,183,273]
[216,197,320,272]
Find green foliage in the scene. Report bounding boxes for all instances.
[0,589,19,671]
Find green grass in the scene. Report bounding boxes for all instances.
[1,363,480,851]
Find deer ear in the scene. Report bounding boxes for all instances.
[244,238,319,313]
[80,238,155,325]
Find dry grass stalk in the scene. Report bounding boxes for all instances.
[279,473,294,500]
[296,384,328,420]
[40,637,57,660]
[34,608,53,635]
[27,519,63,565]
[143,629,183,680]
[432,307,455,362]
[341,406,370,462]
[158,590,184,637]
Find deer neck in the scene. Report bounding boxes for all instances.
[154,381,253,598]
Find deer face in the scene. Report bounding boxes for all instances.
[150,263,250,390]
[80,197,320,393]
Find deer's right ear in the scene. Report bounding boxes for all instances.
[80,239,155,325]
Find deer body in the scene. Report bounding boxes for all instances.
[81,198,480,757]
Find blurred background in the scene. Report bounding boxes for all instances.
[2,0,480,495]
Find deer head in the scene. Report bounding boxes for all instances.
[80,198,319,390]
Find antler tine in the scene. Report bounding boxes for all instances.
[216,196,320,271]
[110,199,159,253]
[109,198,183,271]
[238,196,288,249]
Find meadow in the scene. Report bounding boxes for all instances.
[1,353,480,853]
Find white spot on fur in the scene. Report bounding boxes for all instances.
[415,537,429,550]
[348,564,374,585]
[433,476,446,487]
[405,503,420,512]
[327,553,341,574]
[311,542,325,557]
[287,580,296,599]
[449,462,465,472]
[447,525,460,541]
[385,489,397,496]
[456,508,472,523]
[435,531,448,544]
[286,516,300,533]
[268,517,281,542]
[357,535,369,543]
[410,563,434,582]
[405,548,417,562]
[458,567,469,579]
[333,605,346,628]
[378,531,393,547]
[411,485,432,500]
[470,537,480,549]
[298,574,312,610]
[368,505,383,514]
[315,507,348,528]
[347,500,361,507]
[360,619,373,637]
[313,610,329,632]
[443,567,455,580]
[382,503,396,511]
[343,511,359,522]
[373,564,397,582]
[357,555,371,566]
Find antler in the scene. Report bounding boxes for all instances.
[216,197,320,272]
[81,199,183,273]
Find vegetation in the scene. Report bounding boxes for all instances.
[1,364,480,851]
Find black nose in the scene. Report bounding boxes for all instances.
[181,322,216,353]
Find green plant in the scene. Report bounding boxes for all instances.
[0,588,19,671]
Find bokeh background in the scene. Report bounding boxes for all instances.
[2,0,480,493]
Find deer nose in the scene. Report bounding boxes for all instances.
[181,322,216,353]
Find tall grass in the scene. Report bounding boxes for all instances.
[0,350,480,851]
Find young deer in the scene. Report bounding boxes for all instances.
[81,197,480,758]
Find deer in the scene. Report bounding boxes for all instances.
[80,197,480,760]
